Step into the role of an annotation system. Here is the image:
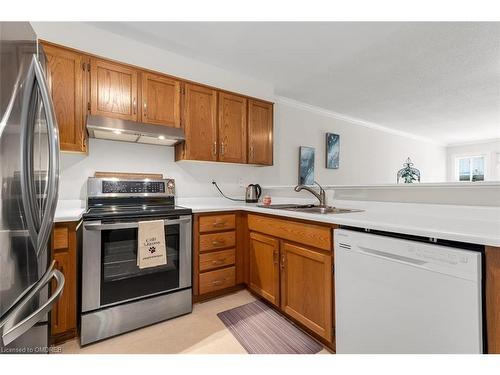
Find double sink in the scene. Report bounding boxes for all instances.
[257,204,363,215]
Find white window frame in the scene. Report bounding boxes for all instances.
[454,154,488,182]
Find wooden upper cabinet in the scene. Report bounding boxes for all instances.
[280,242,332,341]
[249,232,280,307]
[248,99,273,165]
[42,43,88,153]
[181,83,218,161]
[90,58,138,121]
[141,72,181,127]
[218,92,247,163]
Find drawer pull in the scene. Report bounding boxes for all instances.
[211,259,226,265]
[212,280,225,286]
[213,220,227,227]
[212,240,225,246]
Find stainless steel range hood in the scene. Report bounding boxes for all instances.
[86,115,185,146]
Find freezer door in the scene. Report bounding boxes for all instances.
[0,22,61,350]
[0,22,41,321]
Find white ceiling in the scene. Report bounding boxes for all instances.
[89,22,500,145]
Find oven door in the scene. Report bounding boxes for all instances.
[81,215,192,312]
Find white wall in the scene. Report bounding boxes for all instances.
[446,139,500,182]
[32,22,447,201]
[261,99,446,188]
[60,139,263,199]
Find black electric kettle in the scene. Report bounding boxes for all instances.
[245,184,262,203]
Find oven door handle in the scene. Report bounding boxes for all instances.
[84,217,191,231]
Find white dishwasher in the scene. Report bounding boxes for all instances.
[334,229,483,354]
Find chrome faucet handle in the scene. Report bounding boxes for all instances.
[313,181,327,206]
[313,181,325,193]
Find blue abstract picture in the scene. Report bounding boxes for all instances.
[326,133,340,169]
[299,146,315,185]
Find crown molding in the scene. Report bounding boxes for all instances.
[275,95,446,146]
[446,138,500,147]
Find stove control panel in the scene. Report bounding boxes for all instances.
[88,178,175,196]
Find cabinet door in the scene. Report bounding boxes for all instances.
[51,251,73,336]
[90,58,138,121]
[248,99,273,165]
[50,223,77,342]
[43,44,87,153]
[182,83,218,161]
[218,92,247,163]
[249,232,280,306]
[141,72,181,127]
[281,242,332,341]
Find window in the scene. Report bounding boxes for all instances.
[455,156,485,182]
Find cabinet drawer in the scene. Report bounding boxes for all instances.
[247,214,332,251]
[199,214,236,233]
[199,231,236,252]
[199,266,236,294]
[200,249,236,272]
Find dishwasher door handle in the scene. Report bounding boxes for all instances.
[357,245,427,266]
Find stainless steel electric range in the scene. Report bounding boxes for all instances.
[80,177,192,346]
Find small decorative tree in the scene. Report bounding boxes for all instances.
[397,157,421,184]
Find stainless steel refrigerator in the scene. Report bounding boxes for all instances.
[0,22,64,353]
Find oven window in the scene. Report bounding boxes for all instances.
[100,223,180,306]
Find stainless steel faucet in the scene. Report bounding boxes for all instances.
[294,181,327,207]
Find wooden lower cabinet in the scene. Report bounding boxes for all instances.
[248,232,280,307]
[194,212,245,300]
[280,242,332,341]
[486,246,500,353]
[247,214,335,344]
[50,221,80,344]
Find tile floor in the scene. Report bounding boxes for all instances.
[58,289,330,354]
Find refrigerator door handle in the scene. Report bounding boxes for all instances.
[0,261,65,347]
[31,54,60,258]
[19,55,41,251]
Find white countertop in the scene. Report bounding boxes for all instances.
[55,197,500,247]
[177,197,500,247]
[54,200,86,223]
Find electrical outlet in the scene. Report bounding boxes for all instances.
[238,177,244,188]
